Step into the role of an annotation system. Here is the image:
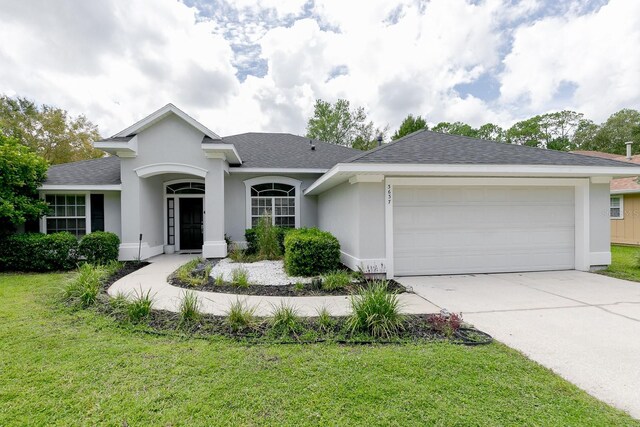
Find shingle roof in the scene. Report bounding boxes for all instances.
[216,133,361,169]
[571,150,640,192]
[44,156,121,185]
[347,130,639,168]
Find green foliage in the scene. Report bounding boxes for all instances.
[270,302,303,337]
[178,291,202,327]
[321,270,352,291]
[231,265,249,288]
[347,281,404,339]
[256,215,281,259]
[392,114,428,140]
[305,98,386,150]
[228,245,248,262]
[475,123,506,142]
[175,258,209,287]
[580,109,640,154]
[225,299,257,332]
[214,273,225,286]
[316,306,334,333]
[432,121,478,137]
[0,134,49,230]
[62,263,106,308]
[0,232,78,272]
[78,231,120,264]
[127,288,154,324]
[245,225,288,256]
[284,228,340,277]
[0,95,103,165]
[294,281,305,292]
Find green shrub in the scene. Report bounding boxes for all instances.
[0,232,78,272]
[225,299,257,332]
[127,288,154,323]
[245,225,288,255]
[322,270,352,291]
[284,228,340,277]
[62,263,106,308]
[78,231,120,264]
[231,266,249,288]
[347,281,404,339]
[270,302,303,337]
[178,291,202,327]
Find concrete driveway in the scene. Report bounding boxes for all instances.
[397,270,640,419]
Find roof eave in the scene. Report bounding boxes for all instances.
[305,163,640,195]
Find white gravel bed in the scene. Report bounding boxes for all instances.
[209,258,314,286]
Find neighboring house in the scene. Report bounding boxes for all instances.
[39,104,640,278]
[572,147,640,246]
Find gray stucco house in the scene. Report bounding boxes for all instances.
[40,104,640,278]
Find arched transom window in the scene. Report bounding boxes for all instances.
[166,182,205,194]
[250,183,296,227]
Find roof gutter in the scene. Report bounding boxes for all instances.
[305,163,640,195]
[38,184,122,191]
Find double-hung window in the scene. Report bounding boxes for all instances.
[610,196,623,219]
[45,194,87,237]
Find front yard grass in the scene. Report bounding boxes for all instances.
[1,273,638,426]
[598,245,640,282]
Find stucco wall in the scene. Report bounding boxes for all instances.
[103,191,121,237]
[318,181,359,261]
[224,173,321,243]
[589,182,612,265]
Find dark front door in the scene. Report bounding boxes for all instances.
[179,198,203,250]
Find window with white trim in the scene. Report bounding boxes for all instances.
[610,196,623,219]
[45,194,87,237]
[250,183,296,227]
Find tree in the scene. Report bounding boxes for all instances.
[0,134,49,233]
[0,95,103,164]
[572,119,599,150]
[392,114,427,140]
[579,109,640,155]
[305,99,386,150]
[431,121,478,137]
[475,123,505,142]
[506,117,544,147]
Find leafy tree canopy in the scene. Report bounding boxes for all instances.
[0,95,103,164]
[0,134,49,232]
[305,99,386,150]
[392,114,427,140]
[579,109,640,155]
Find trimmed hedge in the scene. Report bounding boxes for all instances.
[0,232,78,272]
[245,226,288,255]
[284,228,340,277]
[78,231,120,264]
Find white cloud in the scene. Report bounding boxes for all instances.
[500,0,640,122]
[0,0,637,139]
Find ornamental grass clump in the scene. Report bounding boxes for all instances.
[270,302,303,337]
[178,291,202,327]
[62,263,106,308]
[127,287,154,323]
[231,265,249,288]
[321,270,352,291]
[347,281,404,339]
[225,299,257,332]
[256,214,281,260]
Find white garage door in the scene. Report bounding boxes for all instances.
[393,186,575,276]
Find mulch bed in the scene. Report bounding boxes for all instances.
[169,276,407,296]
[100,261,149,291]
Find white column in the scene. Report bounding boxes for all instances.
[202,158,227,258]
[118,166,146,260]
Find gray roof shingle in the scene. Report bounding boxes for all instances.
[44,156,121,185]
[346,130,639,167]
[215,133,361,169]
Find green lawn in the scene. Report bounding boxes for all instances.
[1,274,637,426]
[599,245,640,282]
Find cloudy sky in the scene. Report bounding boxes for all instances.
[0,0,638,138]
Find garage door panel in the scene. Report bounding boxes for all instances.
[393,186,575,276]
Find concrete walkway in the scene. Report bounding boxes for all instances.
[108,254,438,317]
[397,271,640,419]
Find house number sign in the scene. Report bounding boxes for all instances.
[387,184,392,204]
